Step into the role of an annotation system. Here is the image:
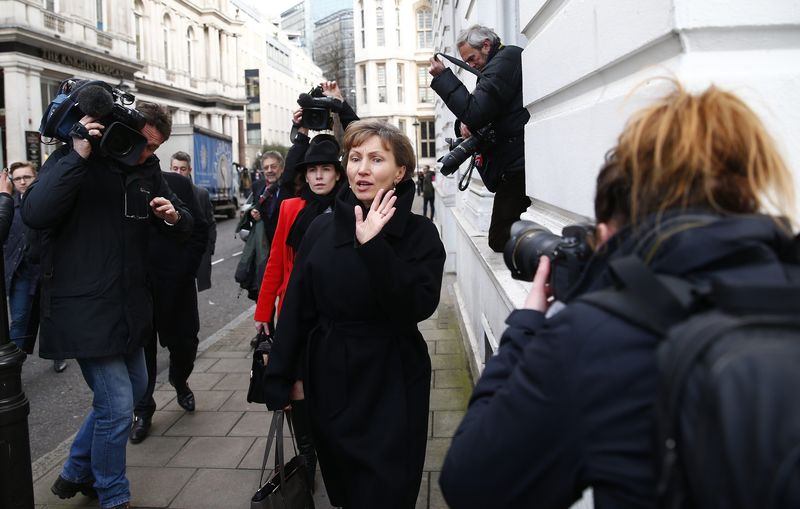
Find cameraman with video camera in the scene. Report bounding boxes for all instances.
[429,25,531,252]
[22,79,193,509]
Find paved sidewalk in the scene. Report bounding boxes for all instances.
[31,273,471,509]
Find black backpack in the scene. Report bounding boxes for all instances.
[580,255,800,509]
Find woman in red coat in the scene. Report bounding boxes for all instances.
[253,133,343,488]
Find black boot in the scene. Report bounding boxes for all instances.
[290,399,317,492]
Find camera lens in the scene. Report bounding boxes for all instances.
[103,127,133,156]
[439,136,481,176]
[503,221,562,281]
[301,107,330,131]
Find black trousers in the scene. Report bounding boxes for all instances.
[134,279,200,419]
[423,196,435,219]
[488,171,531,252]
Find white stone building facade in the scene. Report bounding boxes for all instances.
[432,1,800,382]
[353,0,437,170]
[0,0,251,168]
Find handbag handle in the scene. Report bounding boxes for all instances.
[257,410,282,488]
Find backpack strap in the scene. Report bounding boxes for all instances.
[578,255,697,336]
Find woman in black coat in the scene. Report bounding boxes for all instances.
[263,120,446,508]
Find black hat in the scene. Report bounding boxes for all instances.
[295,134,342,172]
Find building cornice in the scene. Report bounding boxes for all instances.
[0,27,141,79]
[174,0,245,28]
[135,77,247,110]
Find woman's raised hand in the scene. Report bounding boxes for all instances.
[354,188,397,245]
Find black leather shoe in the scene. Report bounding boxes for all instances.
[53,359,67,373]
[176,390,195,411]
[129,416,151,444]
[51,474,97,499]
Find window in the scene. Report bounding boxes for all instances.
[162,14,171,67]
[377,63,387,103]
[419,119,435,158]
[396,63,404,103]
[133,1,144,61]
[399,119,406,133]
[359,0,365,48]
[44,0,55,12]
[360,65,367,103]
[96,0,105,30]
[395,1,401,46]
[416,8,432,48]
[186,27,195,75]
[376,1,385,47]
[417,65,433,103]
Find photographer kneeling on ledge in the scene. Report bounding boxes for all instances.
[23,79,193,509]
[429,24,531,252]
[439,82,800,508]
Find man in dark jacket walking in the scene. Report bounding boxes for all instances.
[429,24,531,252]
[168,151,216,291]
[22,101,193,509]
[129,170,209,443]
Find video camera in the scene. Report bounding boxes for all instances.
[39,78,147,166]
[439,124,495,176]
[296,86,344,131]
[504,220,596,301]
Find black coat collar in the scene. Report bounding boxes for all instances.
[333,179,416,247]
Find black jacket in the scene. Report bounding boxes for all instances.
[21,146,193,359]
[439,213,798,509]
[430,44,530,190]
[3,193,41,292]
[263,179,446,508]
[194,184,216,291]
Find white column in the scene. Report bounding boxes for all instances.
[3,62,44,164]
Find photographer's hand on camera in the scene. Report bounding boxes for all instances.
[523,256,552,313]
[292,108,309,137]
[459,124,472,138]
[320,80,344,102]
[72,115,105,159]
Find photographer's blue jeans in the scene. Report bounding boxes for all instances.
[8,266,37,350]
[60,348,147,508]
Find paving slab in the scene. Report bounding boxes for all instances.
[169,468,260,509]
[127,436,189,467]
[205,357,251,373]
[211,372,250,390]
[148,411,184,437]
[218,390,267,412]
[432,410,466,438]
[190,357,218,373]
[128,466,195,507]
[435,368,471,389]
[429,388,470,411]
[167,436,255,468]
[430,353,466,370]
[183,372,225,390]
[164,411,243,437]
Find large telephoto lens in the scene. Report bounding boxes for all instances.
[439,135,481,176]
[99,122,148,166]
[503,220,563,281]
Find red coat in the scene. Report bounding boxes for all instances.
[254,197,306,322]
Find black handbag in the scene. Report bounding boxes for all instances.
[247,329,273,404]
[251,410,315,509]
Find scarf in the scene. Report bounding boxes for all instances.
[286,182,338,250]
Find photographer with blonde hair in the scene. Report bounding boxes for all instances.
[439,82,798,508]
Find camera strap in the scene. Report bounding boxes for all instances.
[68,122,90,141]
[436,52,484,78]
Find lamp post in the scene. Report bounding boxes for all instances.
[412,120,421,186]
[0,244,34,507]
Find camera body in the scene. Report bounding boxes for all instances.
[504,220,596,301]
[40,79,147,166]
[439,124,496,176]
[296,86,344,131]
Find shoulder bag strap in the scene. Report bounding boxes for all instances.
[258,411,281,488]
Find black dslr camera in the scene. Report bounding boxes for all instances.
[439,124,496,176]
[296,86,344,131]
[39,78,147,166]
[504,220,596,301]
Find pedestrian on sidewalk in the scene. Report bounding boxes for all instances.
[2,161,67,371]
[254,127,346,489]
[438,83,799,508]
[422,165,435,219]
[23,96,193,509]
[129,169,209,444]
[262,120,446,509]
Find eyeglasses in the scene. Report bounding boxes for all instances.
[12,175,35,183]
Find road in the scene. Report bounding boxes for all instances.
[22,215,255,461]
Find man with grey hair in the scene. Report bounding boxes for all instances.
[429,24,531,252]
